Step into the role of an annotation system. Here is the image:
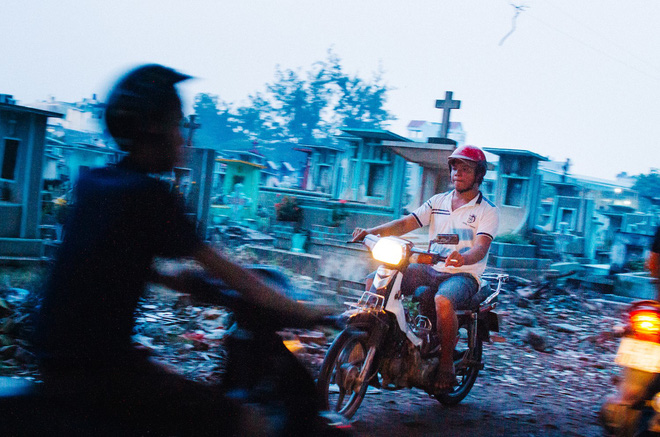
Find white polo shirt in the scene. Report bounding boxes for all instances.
[411,190,499,281]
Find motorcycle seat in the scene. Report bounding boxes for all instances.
[411,283,497,312]
[464,283,497,310]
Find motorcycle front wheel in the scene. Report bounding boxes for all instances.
[436,321,483,405]
[317,329,374,419]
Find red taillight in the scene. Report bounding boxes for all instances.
[631,309,660,338]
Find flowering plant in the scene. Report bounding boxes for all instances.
[329,199,350,227]
[53,196,69,224]
[275,196,303,223]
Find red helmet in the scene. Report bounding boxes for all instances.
[447,145,488,184]
[448,145,487,164]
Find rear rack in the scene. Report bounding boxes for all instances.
[479,273,508,310]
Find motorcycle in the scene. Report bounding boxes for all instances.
[316,234,507,419]
[0,266,351,436]
[602,300,660,437]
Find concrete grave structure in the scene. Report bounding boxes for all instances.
[483,148,548,235]
[299,143,344,195]
[211,150,265,224]
[0,95,63,262]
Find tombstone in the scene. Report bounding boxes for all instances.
[226,183,251,221]
[555,222,579,261]
[183,114,201,147]
[383,91,463,209]
[432,91,461,141]
[172,147,216,237]
[211,156,264,225]
[334,93,463,231]
[336,128,411,217]
[299,143,343,195]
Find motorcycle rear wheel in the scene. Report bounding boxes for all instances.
[317,329,373,419]
[436,322,483,405]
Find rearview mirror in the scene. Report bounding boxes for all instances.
[432,234,459,245]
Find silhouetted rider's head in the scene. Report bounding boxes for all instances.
[105,64,191,152]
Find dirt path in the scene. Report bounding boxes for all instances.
[308,278,626,436]
[347,341,609,437]
[0,263,628,436]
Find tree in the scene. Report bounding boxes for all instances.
[192,93,242,150]
[234,91,282,142]
[193,50,395,148]
[334,69,395,130]
[260,57,335,143]
[235,50,395,143]
[633,169,660,200]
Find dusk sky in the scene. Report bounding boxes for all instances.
[2,0,659,180]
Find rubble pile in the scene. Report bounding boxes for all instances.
[478,273,627,416]
[0,263,632,424]
[131,275,338,382]
[0,286,39,377]
[130,269,630,407]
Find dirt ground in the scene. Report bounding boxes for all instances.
[0,261,629,436]
[316,277,625,437]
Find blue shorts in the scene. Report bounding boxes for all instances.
[399,264,479,312]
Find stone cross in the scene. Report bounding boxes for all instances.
[435,91,461,138]
[184,114,201,147]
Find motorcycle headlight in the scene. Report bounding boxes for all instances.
[371,238,407,266]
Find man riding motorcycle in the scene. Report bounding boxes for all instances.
[351,145,499,392]
[601,225,660,436]
[34,64,324,436]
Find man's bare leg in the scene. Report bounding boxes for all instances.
[434,295,457,391]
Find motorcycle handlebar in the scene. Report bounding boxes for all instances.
[347,235,448,264]
[180,270,342,330]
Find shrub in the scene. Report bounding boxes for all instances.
[329,200,349,227]
[275,196,303,223]
[493,233,530,245]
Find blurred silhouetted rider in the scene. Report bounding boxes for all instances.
[34,64,322,436]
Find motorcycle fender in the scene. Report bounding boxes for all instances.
[477,312,499,341]
[487,311,500,332]
[347,310,388,328]
[345,311,391,351]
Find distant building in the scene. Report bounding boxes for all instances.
[27,96,121,192]
[406,120,466,146]
[27,95,107,142]
[263,161,280,187]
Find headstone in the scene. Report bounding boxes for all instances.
[226,183,251,221]
[184,114,201,147]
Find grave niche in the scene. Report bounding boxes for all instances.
[484,148,548,235]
